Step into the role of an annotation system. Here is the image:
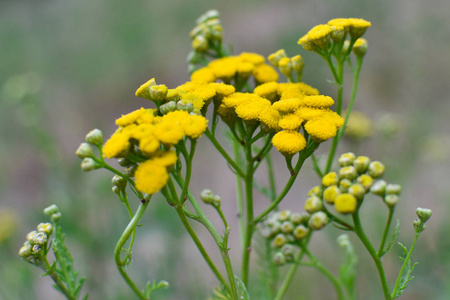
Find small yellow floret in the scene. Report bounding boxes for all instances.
[272,130,306,155]
[135,78,156,99]
[254,82,279,102]
[279,113,303,130]
[335,193,357,214]
[222,93,253,109]
[153,121,184,145]
[298,35,315,51]
[135,160,169,194]
[252,64,279,84]
[191,67,217,83]
[303,95,334,108]
[235,98,271,121]
[348,18,371,39]
[306,24,332,48]
[322,172,338,187]
[239,52,265,65]
[258,107,281,130]
[304,118,337,142]
[102,129,131,158]
[328,18,351,33]
[272,98,303,114]
[357,174,374,190]
[323,185,340,204]
[116,108,156,127]
[152,150,178,167]
[183,115,208,139]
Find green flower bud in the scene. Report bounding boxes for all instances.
[31,244,42,255]
[27,230,39,242]
[19,242,32,258]
[51,212,62,222]
[281,221,294,234]
[281,244,295,260]
[112,175,127,190]
[357,174,373,190]
[278,57,293,78]
[149,85,168,102]
[176,100,194,112]
[273,233,287,248]
[268,49,287,68]
[339,179,352,192]
[293,224,309,240]
[210,24,223,41]
[118,158,134,167]
[308,186,322,197]
[81,158,101,172]
[291,55,305,74]
[192,35,209,52]
[30,232,48,246]
[416,207,432,223]
[330,25,345,42]
[290,212,303,225]
[76,143,94,159]
[384,194,399,207]
[124,165,137,177]
[370,180,387,196]
[368,161,385,178]
[273,251,286,266]
[200,189,215,204]
[308,211,329,230]
[196,10,220,25]
[278,210,292,222]
[85,129,103,146]
[44,204,59,216]
[353,38,368,57]
[386,184,402,195]
[353,156,371,173]
[37,223,53,235]
[348,183,366,200]
[213,195,221,207]
[112,186,120,194]
[160,101,177,115]
[339,166,357,181]
[338,152,356,167]
[304,196,323,214]
[413,219,425,233]
[322,172,339,187]
[266,219,281,236]
[323,185,340,204]
[337,234,351,248]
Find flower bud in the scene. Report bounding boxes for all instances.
[112,186,120,194]
[337,234,351,248]
[29,232,48,246]
[291,55,305,74]
[27,231,39,242]
[416,207,432,223]
[118,158,134,167]
[19,242,32,258]
[213,195,221,207]
[335,193,357,214]
[304,196,323,214]
[281,221,294,234]
[268,49,287,67]
[386,184,402,195]
[149,85,168,102]
[322,172,338,187]
[196,10,220,25]
[176,100,194,113]
[160,101,177,115]
[339,179,352,192]
[281,244,295,260]
[278,210,292,222]
[200,189,215,204]
[308,211,329,230]
[384,194,399,207]
[43,204,59,216]
[112,175,127,190]
[308,186,322,197]
[124,165,137,177]
[266,219,281,236]
[368,161,385,178]
[293,225,309,240]
[273,251,286,266]
[290,212,303,225]
[357,174,373,190]
[31,244,42,255]
[37,223,53,235]
[323,185,340,204]
[370,180,387,196]
[273,233,287,248]
[339,166,357,181]
[338,152,356,167]
[51,212,62,222]
[413,219,425,233]
[76,143,94,159]
[353,38,368,57]
[348,183,366,200]
[353,156,371,173]
[81,158,101,172]
[330,25,345,42]
[278,57,293,78]
[85,129,103,146]
[192,35,209,52]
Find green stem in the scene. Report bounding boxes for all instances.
[233,138,245,248]
[352,212,391,300]
[175,207,228,289]
[221,229,239,300]
[205,129,245,178]
[178,140,196,205]
[114,199,151,300]
[266,150,277,201]
[40,255,77,300]
[391,232,420,298]
[378,207,395,257]
[311,153,323,178]
[302,246,345,300]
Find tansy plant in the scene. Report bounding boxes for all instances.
[20,10,432,300]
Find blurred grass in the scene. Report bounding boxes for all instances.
[1,0,450,299]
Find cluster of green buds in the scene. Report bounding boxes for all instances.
[307,152,400,216]
[268,49,305,82]
[259,209,329,266]
[18,205,59,260]
[75,128,103,172]
[200,189,221,207]
[413,207,432,233]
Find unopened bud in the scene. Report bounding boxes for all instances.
[273,233,287,248]
[330,25,345,42]
[149,85,168,102]
[322,172,338,187]
[338,152,356,167]
[176,100,194,112]
[200,189,215,204]
[213,195,221,207]
[44,204,59,216]
[118,158,134,167]
[368,161,385,178]
[278,57,293,78]
[192,35,209,52]
[281,244,295,260]
[112,175,127,190]
[85,129,103,146]
[30,232,48,246]
[339,179,352,192]
[160,101,177,115]
[278,210,292,222]
[31,244,42,255]
[357,174,373,190]
[293,225,309,240]
[76,143,94,159]
[124,165,137,177]
[353,156,371,173]
[370,180,387,196]
[290,212,303,225]
[291,55,305,74]
[353,38,368,57]
[416,207,432,223]
[308,211,329,230]
[37,223,53,235]
[273,251,286,266]
[335,193,358,214]
[339,166,357,180]
[81,158,101,172]
[27,231,39,242]
[19,242,32,258]
[348,183,366,200]
[308,186,322,197]
[304,196,323,214]
[384,194,399,207]
[386,184,402,195]
[323,185,340,204]
[281,221,294,234]
[268,49,287,67]
[51,212,62,222]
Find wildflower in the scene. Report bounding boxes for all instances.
[368,161,385,178]
[268,49,287,67]
[279,113,303,131]
[149,84,168,101]
[328,18,351,33]
[302,95,334,108]
[293,225,309,239]
[272,98,303,114]
[291,55,305,74]
[183,114,208,139]
[252,64,279,84]
[330,25,345,42]
[322,172,338,187]
[259,106,281,131]
[353,38,368,57]
[135,161,170,195]
[239,52,265,65]
[304,118,337,142]
[135,78,156,99]
[153,121,185,146]
[348,18,371,39]
[353,156,371,173]
[339,166,357,180]
[338,152,356,167]
[278,57,293,78]
[103,128,134,157]
[416,208,432,223]
[235,97,271,121]
[308,211,329,230]
[85,129,103,146]
[357,174,373,190]
[271,130,306,155]
[304,24,332,50]
[304,196,323,213]
[323,185,340,204]
[254,82,279,102]
[335,193,357,214]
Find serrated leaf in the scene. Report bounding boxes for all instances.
[234,275,250,300]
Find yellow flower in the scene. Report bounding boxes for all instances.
[297,107,326,121]
[322,172,338,187]
[298,35,315,51]
[352,38,368,57]
[254,82,279,102]
[272,98,303,114]
[277,82,319,96]
[235,98,271,121]
[152,150,178,167]
[139,136,160,155]
[268,49,287,67]
[183,115,208,139]
[209,56,239,81]
[258,106,281,130]
[279,113,303,130]
[209,82,235,98]
[135,160,170,194]
[278,57,293,77]
[303,95,334,108]
[306,24,332,49]
[328,18,351,33]
[357,174,374,190]
[239,52,265,65]
[236,62,255,78]
[252,64,279,84]
[116,108,156,127]
[222,92,252,109]
[272,130,306,155]
[217,104,236,124]
[135,78,156,99]
[102,127,133,158]
[348,18,371,39]
[180,92,205,110]
[334,193,357,214]
[191,67,217,83]
[279,89,304,100]
[304,118,337,142]
[153,121,185,145]
[323,185,340,204]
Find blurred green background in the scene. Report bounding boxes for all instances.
[1,0,450,299]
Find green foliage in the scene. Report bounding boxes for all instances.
[392,242,418,299]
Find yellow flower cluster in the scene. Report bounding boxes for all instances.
[217,81,343,155]
[191,52,279,84]
[298,18,371,51]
